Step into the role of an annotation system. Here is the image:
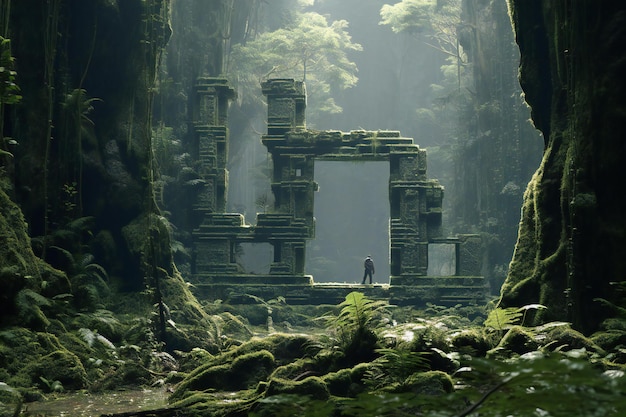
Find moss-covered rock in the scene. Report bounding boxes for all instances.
[321,368,356,397]
[490,326,538,356]
[402,370,454,394]
[451,329,494,356]
[590,330,626,353]
[170,349,275,402]
[264,376,330,401]
[33,350,88,391]
[0,188,69,329]
[269,357,318,380]
[544,326,605,355]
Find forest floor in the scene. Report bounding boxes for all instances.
[9,296,626,417]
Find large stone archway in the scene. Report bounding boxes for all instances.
[188,78,484,306]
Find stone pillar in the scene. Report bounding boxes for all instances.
[190,77,236,276]
[389,150,443,282]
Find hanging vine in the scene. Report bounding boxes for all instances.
[41,0,61,259]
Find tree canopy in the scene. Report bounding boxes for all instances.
[228,11,362,124]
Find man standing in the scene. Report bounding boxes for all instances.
[362,255,375,284]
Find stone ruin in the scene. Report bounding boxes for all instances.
[187,77,484,306]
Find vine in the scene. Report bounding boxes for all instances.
[41,0,61,259]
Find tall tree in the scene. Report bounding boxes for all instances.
[499,0,626,334]
[379,0,543,293]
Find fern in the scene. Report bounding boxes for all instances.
[320,292,391,365]
[485,304,548,330]
[364,347,430,389]
[78,327,96,347]
[484,307,523,330]
[16,289,51,328]
[78,327,116,350]
[334,292,389,335]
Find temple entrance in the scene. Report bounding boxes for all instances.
[307,160,390,283]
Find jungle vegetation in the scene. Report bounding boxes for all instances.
[0,0,625,416]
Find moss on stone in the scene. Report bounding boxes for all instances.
[451,329,494,356]
[590,330,626,353]
[34,350,88,390]
[263,376,330,401]
[490,325,538,356]
[544,326,605,355]
[170,349,275,402]
[402,370,454,394]
[320,368,356,397]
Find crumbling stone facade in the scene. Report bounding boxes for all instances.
[190,77,484,305]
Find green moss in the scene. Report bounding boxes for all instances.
[402,370,454,394]
[171,349,275,402]
[451,329,494,356]
[34,350,88,390]
[269,357,317,380]
[489,325,538,356]
[545,326,605,354]
[321,368,355,397]
[264,376,330,401]
[590,330,626,352]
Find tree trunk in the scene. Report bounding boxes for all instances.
[499,0,626,334]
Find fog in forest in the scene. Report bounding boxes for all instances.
[307,161,390,283]
[232,0,448,281]
[228,0,542,287]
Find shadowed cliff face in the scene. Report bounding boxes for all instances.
[500,0,626,333]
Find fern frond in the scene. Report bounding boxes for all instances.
[78,327,96,347]
[484,307,523,330]
[84,263,108,282]
[48,245,74,267]
[66,216,95,232]
[96,333,116,350]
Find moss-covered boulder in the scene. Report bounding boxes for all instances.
[33,350,88,391]
[321,368,359,397]
[0,188,69,329]
[263,376,330,401]
[402,370,454,394]
[451,329,494,356]
[170,349,275,402]
[489,326,538,356]
[544,326,605,355]
[590,330,626,353]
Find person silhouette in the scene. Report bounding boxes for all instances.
[361,255,375,284]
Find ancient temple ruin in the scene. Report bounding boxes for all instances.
[188,77,484,305]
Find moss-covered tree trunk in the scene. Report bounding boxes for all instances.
[2,0,209,347]
[499,0,626,333]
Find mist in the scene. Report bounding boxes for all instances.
[307,161,390,283]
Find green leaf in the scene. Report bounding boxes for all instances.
[484,307,522,330]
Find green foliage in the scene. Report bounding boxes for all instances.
[38,376,64,393]
[484,307,523,330]
[0,381,22,417]
[319,292,390,367]
[77,328,116,351]
[15,289,51,329]
[0,36,20,105]
[364,348,430,390]
[47,245,110,311]
[380,0,437,34]
[61,88,100,134]
[332,292,390,336]
[484,304,547,330]
[228,11,362,124]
